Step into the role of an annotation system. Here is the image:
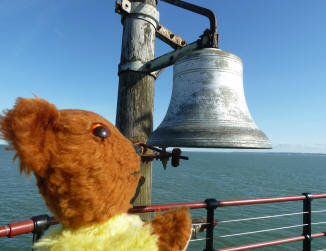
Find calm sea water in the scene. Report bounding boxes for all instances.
[1,145,326,250]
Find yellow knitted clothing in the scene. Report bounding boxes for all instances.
[33,214,159,251]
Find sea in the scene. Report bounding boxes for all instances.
[1,145,326,250]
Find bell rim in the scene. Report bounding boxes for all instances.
[147,139,272,149]
[147,128,272,149]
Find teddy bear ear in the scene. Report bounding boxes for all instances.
[0,97,59,177]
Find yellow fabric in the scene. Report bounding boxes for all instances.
[33,214,158,251]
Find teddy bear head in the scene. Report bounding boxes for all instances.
[0,97,140,229]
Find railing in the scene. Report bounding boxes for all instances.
[1,193,326,250]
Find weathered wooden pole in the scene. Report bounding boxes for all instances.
[116,0,158,220]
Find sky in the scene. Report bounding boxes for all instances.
[0,0,325,153]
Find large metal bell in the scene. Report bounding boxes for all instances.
[148,48,271,149]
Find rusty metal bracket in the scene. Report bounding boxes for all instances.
[116,1,186,49]
[136,143,188,169]
[156,24,187,49]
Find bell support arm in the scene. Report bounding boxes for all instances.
[117,0,218,75]
[160,0,218,48]
[119,34,210,74]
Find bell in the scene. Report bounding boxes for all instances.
[148,48,271,149]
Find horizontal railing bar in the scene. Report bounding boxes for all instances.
[217,236,305,251]
[313,194,326,199]
[1,193,326,238]
[313,232,326,238]
[219,211,307,224]
[217,232,326,251]
[0,217,58,238]
[217,193,326,207]
[129,202,207,213]
[129,193,326,213]
[217,224,307,238]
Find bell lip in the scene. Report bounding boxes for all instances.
[146,142,272,150]
[147,136,272,150]
[147,125,272,150]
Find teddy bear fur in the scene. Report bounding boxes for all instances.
[0,97,192,250]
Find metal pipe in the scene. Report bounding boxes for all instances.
[217,235,306,251]
[0,217,58,238]
[2,193,326,238]
[216,232,326,251]
[313,193,326,199]
[215,193,326,207]
[141,34,210,72]
[217,194,321,207]
[160,0,218,48]
[0,220,34,238]
[129,201,207,213]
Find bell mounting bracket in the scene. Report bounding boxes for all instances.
[116,0,219,74]
[135,143,188,169]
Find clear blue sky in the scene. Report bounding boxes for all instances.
[1,0,325,153]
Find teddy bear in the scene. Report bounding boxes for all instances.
[0,97,192,250]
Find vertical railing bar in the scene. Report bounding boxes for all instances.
[204,198,219,251]
[302,193,314,251]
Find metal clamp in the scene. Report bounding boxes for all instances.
[118,60,144,72]
[118,61,158,78]
[116,0,159,28]
[192,217,218,239]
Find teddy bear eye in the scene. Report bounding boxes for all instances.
[91,123,110,139]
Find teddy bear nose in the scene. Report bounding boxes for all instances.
[92,123,110,139]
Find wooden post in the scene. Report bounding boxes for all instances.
[116,0,158,221]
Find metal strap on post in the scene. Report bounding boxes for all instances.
[302,193,314,251]
[117,0,159,29]
[204,198,219,251]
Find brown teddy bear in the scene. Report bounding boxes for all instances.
[0,97,192,250]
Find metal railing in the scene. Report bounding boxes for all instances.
[1,192,326,250]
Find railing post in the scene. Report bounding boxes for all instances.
[302,193,313,251]
[31,214,51,250]
[204,198,219,251]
